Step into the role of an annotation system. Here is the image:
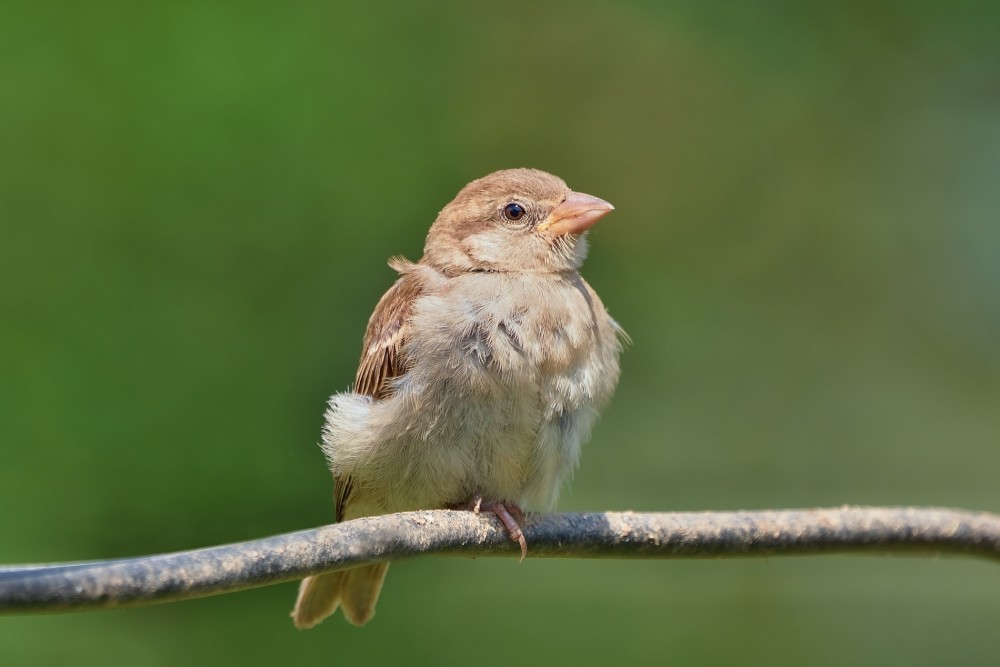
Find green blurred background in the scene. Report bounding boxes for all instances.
[2,1,999,664]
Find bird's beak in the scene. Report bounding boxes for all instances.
[536,191,614,236]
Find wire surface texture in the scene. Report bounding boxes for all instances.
[2,506,998,615]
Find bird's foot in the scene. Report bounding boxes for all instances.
[455,495,528,560]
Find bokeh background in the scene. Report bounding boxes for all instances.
[2,1,998,665]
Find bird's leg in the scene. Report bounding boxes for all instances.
[450,495,528,560]
[480,501,527,560]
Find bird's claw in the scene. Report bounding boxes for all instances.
[452,496,527,560]
[480,500,527,561]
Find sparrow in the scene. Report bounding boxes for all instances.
[292,168,624,628]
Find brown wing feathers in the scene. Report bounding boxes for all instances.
[336,271,422,522]
[354,273,422,400]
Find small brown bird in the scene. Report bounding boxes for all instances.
[292,168,624,628]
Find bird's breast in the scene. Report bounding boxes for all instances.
[408,272,606,390]
[353,271,621,512]
[398,272,619,447]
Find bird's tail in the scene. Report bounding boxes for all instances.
[291,563,390,628]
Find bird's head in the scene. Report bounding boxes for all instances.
[422,168,613,274]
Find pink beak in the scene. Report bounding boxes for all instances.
[537,191,614,236]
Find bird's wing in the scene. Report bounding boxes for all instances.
[353,271,423,399]
[335,270,424,522]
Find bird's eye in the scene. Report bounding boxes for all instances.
[502,202,526,222]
